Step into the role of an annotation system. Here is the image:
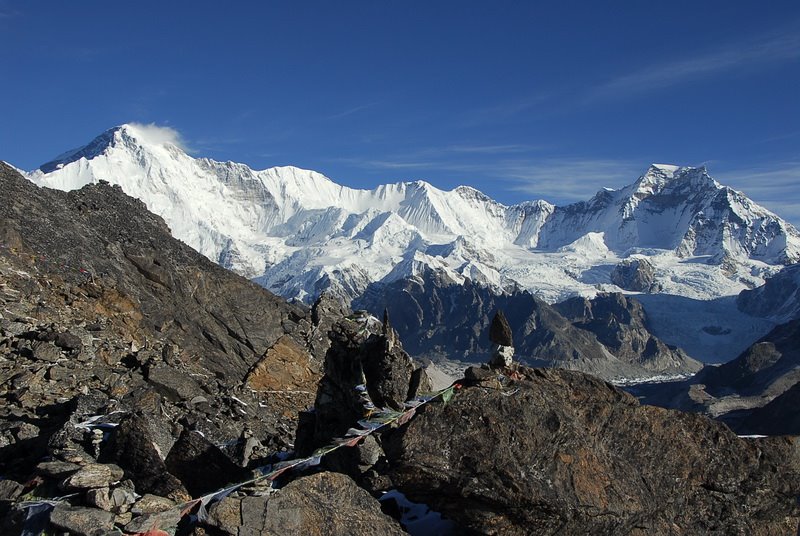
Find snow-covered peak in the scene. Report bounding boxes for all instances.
[651,163,680,175]
[39,124,189,174]
[18,125,800,307]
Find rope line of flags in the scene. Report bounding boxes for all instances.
[14,379,463,534]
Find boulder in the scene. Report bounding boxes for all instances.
[86,486,136,512]
[145,366,204,403]
[131,494,176,515]
[0,479,23,501]
[100,414,189,501]
[61,463,124,490]
[202,472,405,536]
[164,429,248,496]
[123,507,182,534]
[385,366,800,535]
[49,504,115,536]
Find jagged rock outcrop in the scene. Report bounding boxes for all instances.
[298,311,430,457]
[488,310,513,346]
[384,366,800,534]
[610,257,661,293]
[737,263,800,321]
[309,291,352,359]
[356,272,700,380]
[555,292,701,374]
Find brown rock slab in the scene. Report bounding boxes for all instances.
[131,494,176,515]
[245,335,316,392]
[49,504,115,536]
[124,507,182,534]
[0,479,23,501]
[61,463,124,490]
[202,472,405,535]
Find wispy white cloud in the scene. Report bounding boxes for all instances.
[501,158,643,201]
[443,144,542,155]
[335,157,438,170]
[0,3,20,18]
[587,26,800,102]
[326,102,382,121]
[459,93,552,127]
[716,162,800,226]
[126,122,189,152]
[335,151,645,203]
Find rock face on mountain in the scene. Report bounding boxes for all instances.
[0,163,325,466]
[737,263,800,321]
[555,292,701,375]
[356,271,700,380]
[701,318,800,398]
[610,257,661,293]
[739,382,800,436]
[384,366,800,535]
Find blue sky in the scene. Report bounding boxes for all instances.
[1,1,799,223]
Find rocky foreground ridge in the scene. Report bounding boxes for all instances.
[1,162,798,535]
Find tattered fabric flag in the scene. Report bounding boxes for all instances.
[20,502,54,536]
[357,419,385,431]
[294,456,323,472]
[394,407,416,426]
[312,444,340,458]
[440,386,456,405]
[334,435,363,447]
[368,411,404,424]
[345,426,372,437]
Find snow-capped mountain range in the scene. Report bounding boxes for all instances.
[22,124,799,308]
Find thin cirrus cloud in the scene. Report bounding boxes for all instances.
[718,162,800,226]
[586,25,800,102]
[334,143,543,170]
[501,158,644,201]
[336,150,644,204]
[326,102,382,121]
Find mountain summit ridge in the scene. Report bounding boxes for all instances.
[22,124,800,306]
